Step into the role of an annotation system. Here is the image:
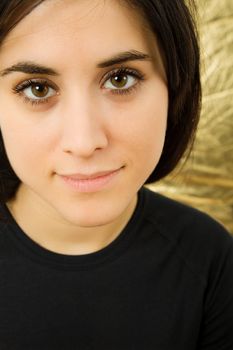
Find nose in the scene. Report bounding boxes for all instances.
[59,96,108,158]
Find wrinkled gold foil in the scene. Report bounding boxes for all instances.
[148,0,233,234]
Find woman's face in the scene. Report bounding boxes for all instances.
[0,0,168,227]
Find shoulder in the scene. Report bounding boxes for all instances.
[141,186,233,276]
[142,186,232,240]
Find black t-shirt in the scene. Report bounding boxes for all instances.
[0,186,233,350]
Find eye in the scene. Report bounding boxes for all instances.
[12,67,146,107]
[24,82,56,99]
[102,67,145,95]
[12,79,58,106]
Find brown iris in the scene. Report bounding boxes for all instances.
[111,73,128,88]
[31,83,49,98]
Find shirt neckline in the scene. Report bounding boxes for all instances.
[0,186,146,270]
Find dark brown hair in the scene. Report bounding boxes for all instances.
[0,0,201,203]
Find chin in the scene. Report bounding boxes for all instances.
[51,188,135,228]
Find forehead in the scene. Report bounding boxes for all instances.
[0,0,164,78]
[2,0,152,46]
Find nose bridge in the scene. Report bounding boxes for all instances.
[59,91,108,156]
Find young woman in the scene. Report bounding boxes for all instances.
[0,0,232,349]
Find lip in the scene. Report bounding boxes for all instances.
[60,169,120,180]
[59,168,122,193]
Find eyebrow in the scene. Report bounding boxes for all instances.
[0,50,152,77]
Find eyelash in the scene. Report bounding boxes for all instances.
[11,67,146,107]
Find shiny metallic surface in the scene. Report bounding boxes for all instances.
[148,0,233,234]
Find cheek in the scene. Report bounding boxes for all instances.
[115,95,168,166]
[0,122,47,178]
[133,118,167,167]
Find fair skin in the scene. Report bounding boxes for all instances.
[0,0,168,255]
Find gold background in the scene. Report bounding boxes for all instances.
[148,0,233,234]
